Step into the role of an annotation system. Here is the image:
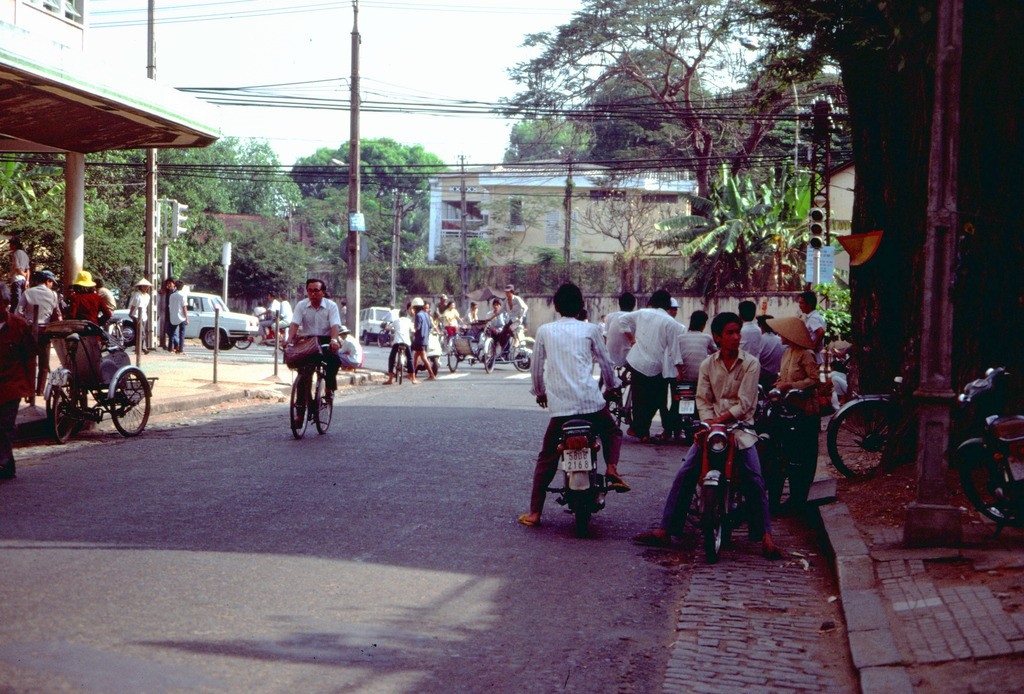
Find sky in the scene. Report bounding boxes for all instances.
[87,0,584,168]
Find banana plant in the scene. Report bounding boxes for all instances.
[656,165,811,296]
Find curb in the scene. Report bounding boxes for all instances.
[817,501,915,694]
[14,370,385,442]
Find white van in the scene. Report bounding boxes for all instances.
[358,306,394,344]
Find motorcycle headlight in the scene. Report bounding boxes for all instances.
[708,431,728,454]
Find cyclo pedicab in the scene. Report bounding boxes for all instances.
[43,319,154,443]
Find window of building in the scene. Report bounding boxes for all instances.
[441,200,485,237]
[509,196,523,227]
[28,0,83,24]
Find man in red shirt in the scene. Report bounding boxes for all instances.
[0,281,36,480]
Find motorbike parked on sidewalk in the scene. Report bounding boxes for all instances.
[954,367,1024,535]
[694,421,757,564]
[548,418,609,538]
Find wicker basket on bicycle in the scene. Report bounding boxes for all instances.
[43,319,130,389]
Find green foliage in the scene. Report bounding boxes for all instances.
[508,0,798,194]
[0,155,67,271]
[656,165,810,296]
[816,283,851,344]
[531,247,562,264]
[503,119,592,163]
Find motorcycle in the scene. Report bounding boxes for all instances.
[671,380,700,442]
[757,386,817,512]
[548,418,608,538]
[694,421,758,564]
[954,367,1024,535]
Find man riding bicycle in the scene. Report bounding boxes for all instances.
[503,284,528,348]
[284,279,343,412]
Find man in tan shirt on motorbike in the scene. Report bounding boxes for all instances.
[633,311,782,559]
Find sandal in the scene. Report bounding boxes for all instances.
[606,473,631,493]
[517,513,540,527]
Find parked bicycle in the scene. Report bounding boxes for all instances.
[285,339,334,439]
[826,375,909,478]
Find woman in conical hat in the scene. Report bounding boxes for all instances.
[765,316,820,514]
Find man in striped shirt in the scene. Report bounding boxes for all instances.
[518,283,629,527]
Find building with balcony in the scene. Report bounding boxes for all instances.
[428,163,696,265]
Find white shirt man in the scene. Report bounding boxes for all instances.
[337,327,362,369]
[618,291,682,441]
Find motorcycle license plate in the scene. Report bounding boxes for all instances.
[679,399,696,415]
[561,448,593,472]
[1009,460,1024,481]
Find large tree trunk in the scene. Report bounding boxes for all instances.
[952,2,1024,407]
[843,0,1024,454]
[840,7,936,465]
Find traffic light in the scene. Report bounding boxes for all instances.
[808,207,825,249]
[171,201,189,238]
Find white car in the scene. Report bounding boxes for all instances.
[111,291,259,350]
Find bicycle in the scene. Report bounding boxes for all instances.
[607,366,633,429]
[826,375,908,478]
[289,343,334,439]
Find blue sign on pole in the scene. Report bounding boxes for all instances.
[349,213,366,232]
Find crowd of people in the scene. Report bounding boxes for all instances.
[520,283,836,561]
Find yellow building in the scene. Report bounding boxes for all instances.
[428,163,696,265]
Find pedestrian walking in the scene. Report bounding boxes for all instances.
[0,281,36,480]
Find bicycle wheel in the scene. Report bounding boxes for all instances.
[827,399,891,478]
[233,337,252,350]
[448,350,459,373]
[314,370,333,434]
[484,340,497,373]
[47,385,76,444]
[290,373,310,439]
[615,381,634,427]
[110,368,152,437]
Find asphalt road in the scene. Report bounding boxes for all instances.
[1,366,694,693]
[2,358,854,693]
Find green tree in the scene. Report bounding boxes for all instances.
[503,118,592,163]
[291,139,446,301]
[656,165,809,296]
[508,0,795,196]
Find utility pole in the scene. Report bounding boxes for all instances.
[563,154,574,270]
[459,155,468,303]
[390,190,400,308]
[144,0,158,360]
[346,0,361,336]
[904,0,964,547]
